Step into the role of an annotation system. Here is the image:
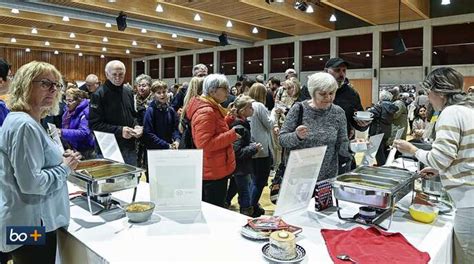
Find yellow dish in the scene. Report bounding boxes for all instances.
[409,204,439,223]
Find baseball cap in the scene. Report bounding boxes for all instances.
[0,58,11,81]
[324,57,349,69]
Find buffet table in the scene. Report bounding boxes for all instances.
[59,182,454,263]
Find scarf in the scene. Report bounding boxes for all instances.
[200,95,228,117]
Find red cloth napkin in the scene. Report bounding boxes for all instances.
[321,227,430,264]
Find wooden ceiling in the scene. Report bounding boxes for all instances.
[0,0,452,59]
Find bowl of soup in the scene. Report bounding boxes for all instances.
[125,201,155,223]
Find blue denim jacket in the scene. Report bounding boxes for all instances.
[0,112,71,252]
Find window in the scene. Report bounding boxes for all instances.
[149,59,159,79]
[198,52,214,73]
[219,50,236,75]
[243,46,263,74]
[338,34,372,69]
[180,55,193,77]
[271,43,294,73]
[163,57,175,79]
[381,28,423,68]
[302,39,330,72]
[432,23,474,65]
[135,61,144,77]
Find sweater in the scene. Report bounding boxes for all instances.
[415,105,474,209]
[249,101,275,158]
[279,101,350,181]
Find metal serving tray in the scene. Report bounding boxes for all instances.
[352,166,414,181]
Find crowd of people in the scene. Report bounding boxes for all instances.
[0,56,473,263]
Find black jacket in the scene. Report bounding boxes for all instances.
[368,101,399,140]
[89,80,137,150]
[334,79,368,136]
[231,118,258,176]
[171,87,187,111]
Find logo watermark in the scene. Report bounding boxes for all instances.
[6,226,46,245]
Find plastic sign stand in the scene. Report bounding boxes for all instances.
[361,133,384,166]
[274,146,327,217]
[93,131,125,163]
[148,149,203,222]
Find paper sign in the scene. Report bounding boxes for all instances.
[274,146,327,217]
[148,149,203,216]
[93,131,124,163]
[385,128,405,166]
[47,123,64,153]
[361,133,384,166]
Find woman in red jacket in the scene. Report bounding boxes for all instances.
[185,74,240,207]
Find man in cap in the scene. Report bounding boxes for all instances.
[324,57,370,172]
[0,58,12,127]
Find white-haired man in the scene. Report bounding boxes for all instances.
[171,64,208,113]
[89,60,142,166]
[79,74,100,96]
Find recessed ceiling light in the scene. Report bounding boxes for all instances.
[69,32,76,38]
[105,23,112,28]
[78,52,83,56]
[282,61,285,64]
[357,52,361,55]
[100,54,105,58]
[31,28,38,34]
[194,14,201,21]
[11,9,19,14]
[103,37,108,42]
[319,57,323,61]
[259,63,263,66]
[102,47,107,52]
[366,53,370,57]
[132,40,137,46]
[308,55,312,59]
[226,20,233,28]
[306,5,314,13]
[54,50,59,55]
[44,41,50,46]
[75,44,80,49]
[172,33,177,38]
[252,27,258,34]
[232,66,236,70]
[25,48,31,52]
[441,0,451,5]
[62,16,70,22]
[156,44,162,48]
[198,38,203,42]
[156,4,164,12]
[329,14,337,22]
[248,61,252,65]
[433,51,438,55]
[210,64,213,67]
[141,28,147,33]
[10,38,16,43]
[125,49,130,54]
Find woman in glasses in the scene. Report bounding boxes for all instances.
[395,67,474,264]
[60,88,96,159]
[0,61,82,263]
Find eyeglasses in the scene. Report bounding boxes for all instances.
[33,79,64,91]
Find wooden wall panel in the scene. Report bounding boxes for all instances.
[464,76,474,91]
[0,47,132,85]
[350,79,373,109]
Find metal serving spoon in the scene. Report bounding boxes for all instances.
[337,254,357,263]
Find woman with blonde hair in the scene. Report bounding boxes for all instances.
[0,61,81,263]
[180,76,204,132]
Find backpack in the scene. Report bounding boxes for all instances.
[178,117,196,149]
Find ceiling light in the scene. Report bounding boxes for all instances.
[156,44,162,48]
[282,61,285,64]
[441,0,450,5]
[132,40,137,46]
[100,54,105,58]
[105,23,112,28]
[141,28,147,33]
[357,52,361,55]
[75,44,80,49]
[308,55,312,59]
[366,53,370,57]
[275,0,285,2]
[125,49,130,54]
[252,27,259,34]
[11,9,19,14]
[31,28,38,34]
[172,33,177,38]
[198,38,203,42]
[329,14,337,22]
[259,63,263,66]
[102,47,107,52]
[306,5,314,13]
[210,64,213,67]
[433,51,438,55]
[69,33,76,38]
[232,66,236,70]
[194,14,201,21]
[62,16,70,22]
[10,38,16,43]
[156,4,164,12]
[248,61,252,65]
[78,52,83,56]
[319,58,323,61]
[103,37,108,42]
[54,50,59,55]
[107,0,116,2]
[25,48,31,52]
[226,20,233,28]
[44,41,50,46]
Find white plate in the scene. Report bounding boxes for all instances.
[262,243,306,263]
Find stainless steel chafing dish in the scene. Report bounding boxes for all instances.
[68,159,144,215]
[333,166,417,229]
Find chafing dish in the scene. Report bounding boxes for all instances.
[68,159,144,215]
[333,166,417,230]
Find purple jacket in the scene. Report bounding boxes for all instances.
[61,99,95,152]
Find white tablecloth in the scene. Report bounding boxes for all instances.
[59,182,454,264]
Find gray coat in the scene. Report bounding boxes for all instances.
[249,101,275,159]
